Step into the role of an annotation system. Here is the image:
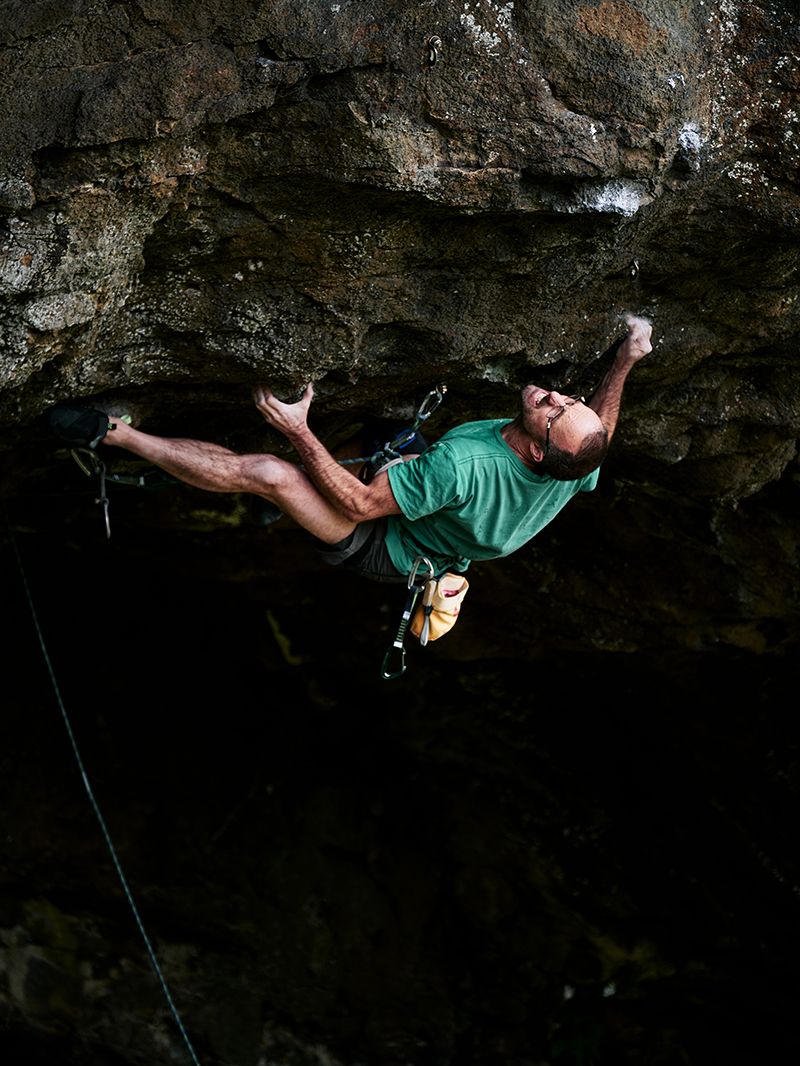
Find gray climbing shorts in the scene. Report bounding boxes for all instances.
[315,519,407,583]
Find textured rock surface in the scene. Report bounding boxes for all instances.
[1,2,799,1064]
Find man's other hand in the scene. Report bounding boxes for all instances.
[253,382,314,436]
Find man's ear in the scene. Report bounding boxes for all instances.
[530,439,545,464]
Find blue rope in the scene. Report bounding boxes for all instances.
[8,525,203,1066]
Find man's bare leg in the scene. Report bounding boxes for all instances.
[102,421,356,544]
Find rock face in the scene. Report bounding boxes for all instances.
[1,3,799,1065]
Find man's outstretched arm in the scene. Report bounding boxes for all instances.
[252,383,402,522]
[588,314,652,443]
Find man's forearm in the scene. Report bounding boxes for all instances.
[283,425,386,521]
[588,316,652,442]
[588,352,637,442]
[252,382,400,520]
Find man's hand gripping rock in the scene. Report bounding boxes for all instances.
[252,383,314,442]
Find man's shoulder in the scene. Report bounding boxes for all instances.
[438,419,510,446]
[443,418,509,434]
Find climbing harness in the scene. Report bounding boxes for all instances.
[381,555,436,680]
[342,383,447,484]
[69,447,176,540]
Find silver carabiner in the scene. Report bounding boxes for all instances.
[408,555,435,589]
[95,460,111,539]
[415,384,447,424]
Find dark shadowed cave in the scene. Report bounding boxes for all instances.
[2,467,799,1066]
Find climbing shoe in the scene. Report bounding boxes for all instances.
[45,403,116,449]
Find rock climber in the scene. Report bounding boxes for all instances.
[46,314,653,583]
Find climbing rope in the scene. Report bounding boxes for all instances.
[6,517,203,1066]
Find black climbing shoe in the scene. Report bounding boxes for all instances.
[45,403,113,449]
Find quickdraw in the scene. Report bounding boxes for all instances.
[69,447,175,540]
[345,383,447,483]
[71,448,112,540]
[381,555,436,680]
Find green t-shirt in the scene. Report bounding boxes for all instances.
[384,419,599,576]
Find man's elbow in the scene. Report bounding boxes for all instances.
[348,499,380,523]
[346,485,397,523]
[334,490,372,523]
[329,467,400,523]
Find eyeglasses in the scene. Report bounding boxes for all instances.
[535,393,585,453]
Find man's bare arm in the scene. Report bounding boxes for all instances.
[588,314,652,443]
[252,383,402,521]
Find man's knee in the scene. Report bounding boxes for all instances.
[240,453,296,494]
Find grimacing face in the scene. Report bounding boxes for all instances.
[521,386,603,455]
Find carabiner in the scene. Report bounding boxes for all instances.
[381,643,407,680]
[381,580,425,680]
[70,447,102,479]
[416,384,447,424]
[94,460,111,539]
[408,555,435,589]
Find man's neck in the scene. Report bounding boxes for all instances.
[501,419,538,469]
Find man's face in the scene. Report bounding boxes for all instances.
[521,386,602,455]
